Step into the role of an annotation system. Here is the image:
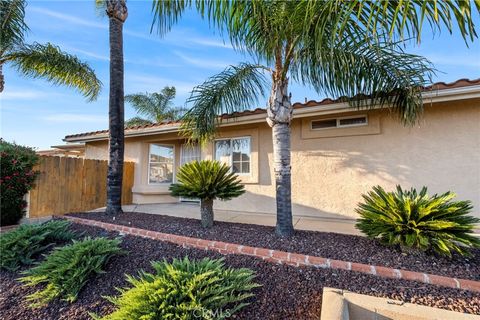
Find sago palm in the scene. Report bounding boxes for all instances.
[153,0,479,237]
[355,186,480,257]
[169,160,245,228]
[96,0,128,215]
[125,86,186,126]
[0,0,101,98]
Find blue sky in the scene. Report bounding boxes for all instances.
[1,1,479,150]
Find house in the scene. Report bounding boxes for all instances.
[63,78,480,220]
[37,144,85,158]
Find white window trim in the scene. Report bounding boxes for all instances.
[214,136,251,176]
[148,143,175,185]
[311,114,368,130]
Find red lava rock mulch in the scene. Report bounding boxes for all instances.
[1,223,479,320]
[69,211,480,281]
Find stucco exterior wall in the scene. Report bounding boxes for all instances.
[84,99,480,219]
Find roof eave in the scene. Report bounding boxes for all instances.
[64,84,480,143]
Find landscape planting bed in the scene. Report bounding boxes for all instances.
[1,223,479,320]
[70,211,480,281]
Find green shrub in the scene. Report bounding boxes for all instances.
[170,160,245,228]
[20,237,123,307]
[97,257,259,320]
[0,220,74,271]
[355,185,480,257]
[0,139,39,226]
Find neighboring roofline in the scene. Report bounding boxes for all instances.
[64,78,480,143]
[50,143,85,150]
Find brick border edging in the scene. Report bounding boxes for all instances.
[0,224,19,234]
[60,215,480,293]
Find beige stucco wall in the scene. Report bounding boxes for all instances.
[84,98,480,219]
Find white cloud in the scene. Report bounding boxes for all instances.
[42,114,108,123]
[126,74,197,96]
[1,89,50,100]
[29,6,158,42]
[29,6,235,52]
[127,57,180,68]
[29,6,169,44]
[174,51,232,69]
[190,38,233,49]
[29,6,107,30]
[63,46,110,61]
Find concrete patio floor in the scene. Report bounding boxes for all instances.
[92,203,361,236]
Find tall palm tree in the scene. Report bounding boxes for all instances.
[125,86,186,126]
[153,1,479,237]
[0,0,101,99]
[96,0,128,215]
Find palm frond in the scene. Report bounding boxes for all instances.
[125,93,157,119]
[0,0,28,55]
[160,85,176,101]
[202,0,294,64]
[151,0,275,61]
[291,35,435,125]
[6,43,101,101]
[151,86,175,116]
[124,117,154,127]
[164,106,187,121]
[301,1,479,46]
[182,63,269,143]
[125,86,183,123]
[94,0,107,17]
[151,0,192,37]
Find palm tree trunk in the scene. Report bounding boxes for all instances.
[105,1,127,215]
[200,198,214,228]
[0,64,4,93]
[267,77,294,237]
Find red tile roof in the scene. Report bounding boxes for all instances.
[65,78,480,140]
[64,120,181,139]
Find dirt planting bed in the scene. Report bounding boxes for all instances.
[1,223,479,320]
[70,211,480,281]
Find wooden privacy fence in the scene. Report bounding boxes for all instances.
[28,156,134,218]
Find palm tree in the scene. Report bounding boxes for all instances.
[0,0,101,99]
[170,160,245,228]
[125,86,186,127]
[153,1,479,237]
[96,0,128,215]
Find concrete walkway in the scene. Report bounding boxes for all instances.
[91,203,361,236]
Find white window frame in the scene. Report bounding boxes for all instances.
[148,143,175,185]
[214,136,251,176]
[311,114,368,130]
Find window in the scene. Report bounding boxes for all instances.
[214,137,250,174]
[180,144,201,165]
[311,115,367,130]
[311,119,337,129]
[339,116,367,126]
[149,144,174,184]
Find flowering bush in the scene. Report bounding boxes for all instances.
[0,139,39,226]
